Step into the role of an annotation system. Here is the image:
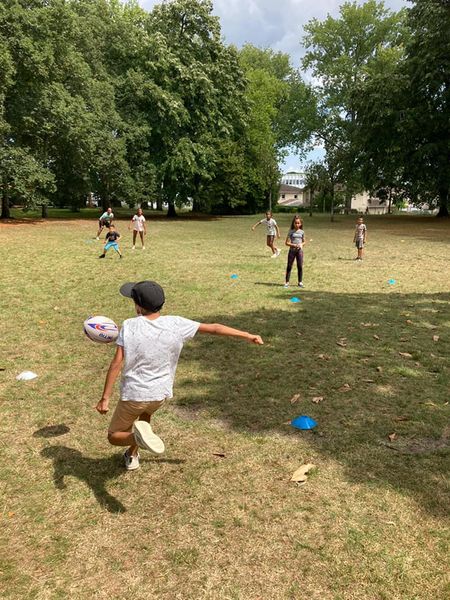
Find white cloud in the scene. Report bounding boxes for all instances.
[139,0,407,67]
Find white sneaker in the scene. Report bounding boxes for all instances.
[276,249,281,257]
[271,253,277,259]
[132,421,165,455]
[123,448,140,471]
[96,237,99,240]
[298,282,304,288]
[142,246,145,250]
[284,282,290,288]
[132,245,135,250]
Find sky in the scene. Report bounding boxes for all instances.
[139,0,408,171]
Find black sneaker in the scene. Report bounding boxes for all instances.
[99,254,105,259]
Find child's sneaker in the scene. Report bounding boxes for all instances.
[123,448,140,471]
[142,246,145,250]
[284,282,290,288]
[132,421,165,455]
[298,282,304,288]
[132,245,135,250]
[276,249,281,257]
[99,254,105,258]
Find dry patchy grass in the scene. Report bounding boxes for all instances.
[0,213,449,599]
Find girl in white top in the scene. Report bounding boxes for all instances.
[129,208,147,249]
[251,210,281,257]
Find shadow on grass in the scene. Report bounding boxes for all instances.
[41,446,127,513]
[33,424,70,438]
[40,446,187,513]
[177,290,450,517]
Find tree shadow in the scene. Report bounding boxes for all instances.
[176,290,450,517]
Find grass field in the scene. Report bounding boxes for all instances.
[0,212,449,600]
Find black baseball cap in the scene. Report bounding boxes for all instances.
[119,281,165,312]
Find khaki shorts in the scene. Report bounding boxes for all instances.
[108,400,165,433]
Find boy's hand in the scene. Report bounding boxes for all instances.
[95,398,109,414]
[248,334,264,345]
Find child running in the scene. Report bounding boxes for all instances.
[129,207,147,250]
[95,280,263,470]
[99,224,122,259]
[284,215,305,287]
[251,210,281,257]
[353,216,367,260]
[96,207,114,240]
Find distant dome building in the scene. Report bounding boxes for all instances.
[280,171,306,188]
[278,171,308,207]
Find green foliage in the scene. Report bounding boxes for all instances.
[302,1,407,212]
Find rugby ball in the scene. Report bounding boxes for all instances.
[83,315,119,344]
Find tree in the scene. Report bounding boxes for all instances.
[302,1,406,212]
[400,0,450,217]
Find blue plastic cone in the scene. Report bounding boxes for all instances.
[291,415,317,430]
[290,297,301,303]
[230,274,238,280]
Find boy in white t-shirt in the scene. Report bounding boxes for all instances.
[95,281,263,470]
[251,210,281,257]
[129,207,147,250]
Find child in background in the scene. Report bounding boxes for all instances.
[95,280,263,470]
[252,210,281,257]
[284,215,305,287]
[99,224,122,259]
[129,207,147,250]
[353,216,367,260]
[96,207,114,239]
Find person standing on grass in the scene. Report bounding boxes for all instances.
[284,215,305,288]
[252,210,281,258]
[96,207,114,240]
[353,216,367,261]
[129,207,147,250]
[95,280,263,471]
[99,224,123,259]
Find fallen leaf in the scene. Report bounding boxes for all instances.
[373,334,380,340]
[336,341,347,348]
[376,366,383,372]
[363,379,375,383]
[338,384,351,392]
[290,393,301,404]
[53,306,60,311]
[394,416,409,422]
[8,512,14,518]
[388,432,397,442]
[399,352,413,358]
[291,463,316,482]
[212,452,226,458]
[406,319,413,325]
[432,335,440,342]
[312,396,324,404]
[317,353,330,360]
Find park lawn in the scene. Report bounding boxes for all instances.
[0,213,449,600]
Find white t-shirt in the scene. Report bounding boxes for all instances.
[116,315,200,401]
[132,214,146,232]
[259,218,277,236]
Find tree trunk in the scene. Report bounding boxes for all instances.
[344,191,352,215]
[330,188,335,222]
[167,201,177,218]
[309,188,313,217]
[41,204,48,219]
[1,188,10,219]
[156,196,163,211]
[388,189,392,214]
[436,187,449,217]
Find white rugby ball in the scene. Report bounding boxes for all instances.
[83,315,119,344]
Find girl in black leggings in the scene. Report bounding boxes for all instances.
[284,215,305,287]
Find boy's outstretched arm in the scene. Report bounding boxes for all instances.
[251,220,261,231]
[95,346,124,414]
[198,323,263,345]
